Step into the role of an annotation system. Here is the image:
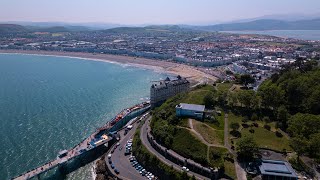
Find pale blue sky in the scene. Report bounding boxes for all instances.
[1,0,320,24]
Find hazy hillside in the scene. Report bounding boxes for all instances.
[0,24,29,33]
[193,18,320,31]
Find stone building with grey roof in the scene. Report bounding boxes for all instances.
[150,75,190,108]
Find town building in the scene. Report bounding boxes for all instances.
[150,76,190,108]
[176,103,205,120]
[259,159,298,180]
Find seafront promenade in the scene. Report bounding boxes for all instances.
[12,102,150,180]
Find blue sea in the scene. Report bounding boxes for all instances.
[223,30,320,41]
[0,54,167,180]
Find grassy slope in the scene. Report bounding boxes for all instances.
[240,127,292,151]
[193,120,224,145]
[217,82,233,92]
[133,129,188,180]
[171,128,208,165]
[205,109,225,130]
[152,85,236,176]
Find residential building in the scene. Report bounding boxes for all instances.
[259,159,298,180]
[176,103,205,120]
[150,76,190,108]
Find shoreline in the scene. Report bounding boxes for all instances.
[0,50,217,83]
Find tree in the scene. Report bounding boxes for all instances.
[217,90,228,106]
[228,92,238,107]
[237,90,256,109]
[251,113,258,121]
[204,93,215,108]
[239,74,255,86]
[181,171,188,179]
[277,105,289,129]
[309,133,320,158]
[287,113,320,139]
[288,114,320,158]
[191,175,196,180]
[230,122,240,131]
[258,81,285,110]
[290,137,309,158]
[236,135,259,160]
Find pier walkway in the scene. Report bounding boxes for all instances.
[12,102,150,180]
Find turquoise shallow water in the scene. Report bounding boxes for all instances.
[0,54,167,180]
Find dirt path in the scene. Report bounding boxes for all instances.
[224,113,247,180]
[187,119,224,148]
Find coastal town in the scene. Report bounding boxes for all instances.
[1,1,320,180]
[1,25,320,83]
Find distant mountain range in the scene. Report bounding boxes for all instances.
[187,18,320,31]
[0,24,29,33]
[0,24,91,33]
[1,17,320,34]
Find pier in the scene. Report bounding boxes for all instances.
[12,102,151,180]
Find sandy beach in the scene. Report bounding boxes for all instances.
[0,50,217,83]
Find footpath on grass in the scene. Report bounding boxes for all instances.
[140,117,212,180]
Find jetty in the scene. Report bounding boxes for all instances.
[12,102,151,180]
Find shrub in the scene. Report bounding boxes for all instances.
[263,116,270,123]
[230,130,241,138]
[252,122,259,127]
[242,123,249,128]
[242,116,249,123]
[275,121,282,129]
[264,124,271,131]
[251,113,258,121]
[275,131,283,137]
[230,122,240,131]
[249,128,255,133]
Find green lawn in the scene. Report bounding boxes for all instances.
[133,129,189,180]
[193,120,224,145]
[181,89,213,105]
[177,118,189,128]
[238,127,292,151]
[171,128,208,165]
[205,109,225,130]
[228,112,243,127]
[224,160,237,180]
[217,83,233,92]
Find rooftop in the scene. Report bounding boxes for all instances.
[259,159,298,178]
[176,103,205,112]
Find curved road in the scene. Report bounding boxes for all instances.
[106,119,145,180]
[140,117,210,180]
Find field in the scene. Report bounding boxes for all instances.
[224,160,237,179]
[228,112,243,127]
[237,127,292,151]
[193,120,224,145]
[171,128,208,165]
[216,82,233,92]
[177,118,189,128]
[204,109,225,130]
[151,85,235,172]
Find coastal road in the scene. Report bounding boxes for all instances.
[106,118,145,180]
[140,117,210,180]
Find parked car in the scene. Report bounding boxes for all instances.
[114,168,119,174]
[182,166,189,172]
